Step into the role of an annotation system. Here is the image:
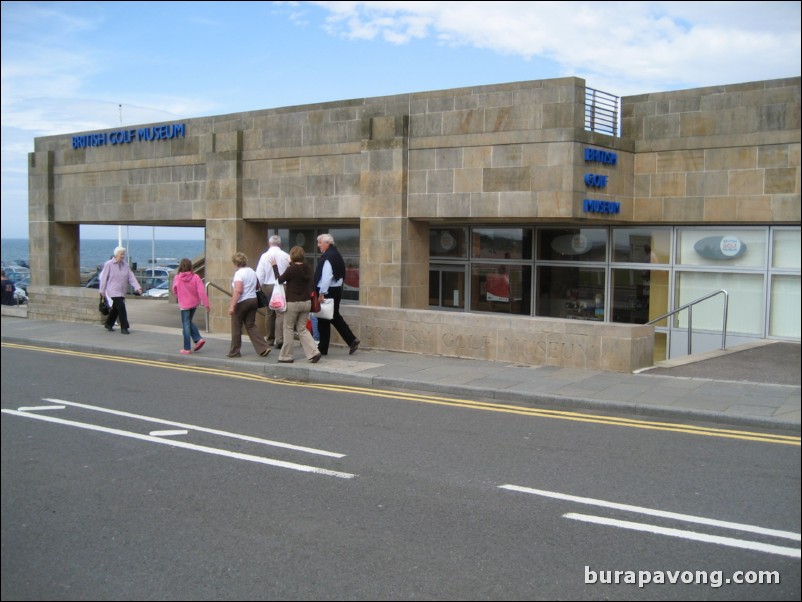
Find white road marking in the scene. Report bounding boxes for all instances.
[2,409,356,479]
[499,484,800,541]
[149,430,189,437]
[17,405,65,411]
[41,398,345,458]
[565,513,801,559]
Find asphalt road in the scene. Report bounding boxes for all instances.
[3,346,800,600]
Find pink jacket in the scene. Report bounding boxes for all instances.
[172,271,210,311]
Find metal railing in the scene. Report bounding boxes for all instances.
[585,87,619,136]
[204,280,266,332]
[647,289,729,357]
[204,281,230,333]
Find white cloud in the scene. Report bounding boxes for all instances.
[1,0,799,239]
[309,0,801,94]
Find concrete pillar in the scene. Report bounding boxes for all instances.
[28,150,81,287]
[359,115,428,309]
[202,131,265,334]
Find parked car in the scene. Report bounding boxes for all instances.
[142,280,170,298]
[138,267,173,292]
[6,269,30,293]
[14,285,28,304]
[84,270,101,289]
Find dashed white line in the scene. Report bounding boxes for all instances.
[499,484,800,541]
[149,430,189,437]
[565,513,801,559]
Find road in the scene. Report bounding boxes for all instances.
[2,344,800,600]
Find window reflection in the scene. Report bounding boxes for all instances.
[430,228,467,258]
[612,228,670,264]
[538,228,606,262]
[537,266,605,320]
[471,228,532,260]
[471,263,531,314]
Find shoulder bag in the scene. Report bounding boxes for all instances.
[255,280,269,308]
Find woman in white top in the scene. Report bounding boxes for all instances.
[227,252,270,358]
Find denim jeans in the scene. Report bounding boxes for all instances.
[180,307,201,350]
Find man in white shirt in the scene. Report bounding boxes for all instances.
[255,235,291,347]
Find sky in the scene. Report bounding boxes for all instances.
[2,1,800,240]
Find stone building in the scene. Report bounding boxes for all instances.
[27,76,801,371]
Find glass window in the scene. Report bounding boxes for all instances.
[611,268,669,325]
[429,265,465,309]
[328,228,360,301]
[612,228,671,264]
[537,228,607,262]
[536,266,605,321]
[674,271,764,335]
[471,263,531,314]
[430,228,468,258]
[471,228,533,260]
[676,228,767,268]
[769,275,801,338]
[278,226,360,300]
[278,228,317,256]
[327,227,360,256]
[772,229,801,269]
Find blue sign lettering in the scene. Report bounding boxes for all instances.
[584,173,608,188]
[72,123,186,149]
[584,147,617,165]
[72,133,108,149]
[109,129,136,145]
[583,199,621,214]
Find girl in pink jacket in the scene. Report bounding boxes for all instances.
[172,258,211,354]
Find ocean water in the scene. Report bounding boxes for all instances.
[2,238,205,270]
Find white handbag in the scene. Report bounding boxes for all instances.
[311,298,334,320]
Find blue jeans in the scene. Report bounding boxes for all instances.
[180,307,201,350]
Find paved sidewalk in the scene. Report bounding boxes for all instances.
[2,299,799,431]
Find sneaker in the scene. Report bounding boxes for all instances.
[259,348,272,357]
[226,352,241,358]
[180,349,192,355]
[194,339,206,352]
[349,338,360,355]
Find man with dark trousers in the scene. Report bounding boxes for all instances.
[313,233,359,355]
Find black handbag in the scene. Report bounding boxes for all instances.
[255,281,269,308]
[99,297,110,315]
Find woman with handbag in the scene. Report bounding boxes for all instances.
[270,246,321,364]
[227,252,271,359]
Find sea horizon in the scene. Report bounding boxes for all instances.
[2,237,205,270]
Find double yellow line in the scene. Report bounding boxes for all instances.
[4,342,799,446]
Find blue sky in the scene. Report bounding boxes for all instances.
[2,1,799,239]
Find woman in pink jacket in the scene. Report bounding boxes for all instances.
[172,258,211,355]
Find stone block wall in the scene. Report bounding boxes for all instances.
[339,305,653,372]
[624,77,801,224]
